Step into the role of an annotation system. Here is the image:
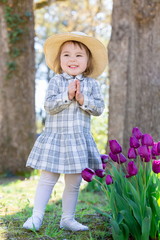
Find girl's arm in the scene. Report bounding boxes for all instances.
[79,80,105,116]
[44,76,72,115]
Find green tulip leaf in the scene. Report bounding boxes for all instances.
[125,197,142,225]
[142,216,151,240]
[111,219,129,240]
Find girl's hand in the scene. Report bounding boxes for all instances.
[75,80,84,105]
[68,81,77,100]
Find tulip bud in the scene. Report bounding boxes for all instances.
[100,154,109,163]
[102,162,107,170]
[151,142,159,156]
[157,142,160,154]
[132,127,143,139]
[141,134,154,146]
[130,136,140,148]
[109,140,122,154]
[152,160,160,174]
[119,153,127,163]
[109,152,118,162]
[81,168,95,182]
[143,155,151,162]
[126,161,138,177]
[128,147,137,159]
[138,145,150,159]
[105,175,113,185]
[95,169,105,178]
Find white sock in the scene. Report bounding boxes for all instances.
[61,173,82,221]
[60,174,88,231]
[23,170,60,230]
[33,170,60,219]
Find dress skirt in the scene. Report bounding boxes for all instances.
[26,130,102,174]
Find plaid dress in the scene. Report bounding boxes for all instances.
[26,73,105,174]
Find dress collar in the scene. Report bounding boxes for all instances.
[62,72,84,81]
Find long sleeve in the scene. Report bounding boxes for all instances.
[79,79,105,116]
[44,75,72,115]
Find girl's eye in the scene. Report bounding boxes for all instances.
[77,55,82,57]
[64,54,69,57]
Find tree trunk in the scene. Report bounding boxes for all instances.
[108,0,160,153]
[0,0,35,174]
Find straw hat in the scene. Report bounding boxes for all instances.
[44,32,108,78]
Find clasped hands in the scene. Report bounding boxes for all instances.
[68,79,84,105]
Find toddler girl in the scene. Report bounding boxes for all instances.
[23,32,107,231]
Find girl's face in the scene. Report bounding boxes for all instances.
[60,42,89,76]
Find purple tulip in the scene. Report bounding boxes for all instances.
[81,168,95,182]
[151,142,159,156]
[105,175,113,185]
[100,154,109,163]
[109,140,122,154]
[95,169,105,178]
[130,136,140,148]
[143,155,151,162]
[126,161,138,177]
[141,146,151,162]
[109,152,119,162]
[118,153,127,163]
[152,160,160,174]
[109,152,127,164]
[141,134,154,146]
[128,147,137,159]
[157,142,160,154]
[132,127,143,139]
[138,145,150,159]
[102,162,107,170]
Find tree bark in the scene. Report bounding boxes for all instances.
[108,0,160,153]
[0,0,35,174]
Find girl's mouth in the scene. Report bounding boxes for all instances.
[69,65,78,69]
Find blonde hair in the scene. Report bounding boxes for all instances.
[53,41,94,77]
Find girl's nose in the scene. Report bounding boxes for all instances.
[70,57,76,61]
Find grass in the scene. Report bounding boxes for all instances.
[0,174,112,240]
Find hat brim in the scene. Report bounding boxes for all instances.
[44,33,108,78]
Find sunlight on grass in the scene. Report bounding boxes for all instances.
[0,174,77,216]
[0,175,111,240]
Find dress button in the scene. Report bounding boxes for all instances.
[85,105,87,108]
[65,100,68,103]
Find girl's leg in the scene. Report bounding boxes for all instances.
[23,170,60,230]
[60,174,89,231]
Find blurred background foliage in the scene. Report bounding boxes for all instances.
[35,0,112,153]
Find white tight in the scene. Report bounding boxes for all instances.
[32,170,82,221]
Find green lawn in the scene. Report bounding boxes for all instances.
[0,174,112,240]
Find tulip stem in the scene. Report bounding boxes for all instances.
[93,178,109,198]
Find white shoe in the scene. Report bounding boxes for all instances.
[60,219,89,231]
[23,216,42,231]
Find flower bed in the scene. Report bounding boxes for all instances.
[82,127,160,240]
